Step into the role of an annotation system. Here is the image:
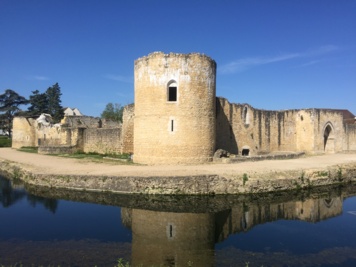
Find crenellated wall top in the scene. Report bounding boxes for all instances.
[134,51,216,67]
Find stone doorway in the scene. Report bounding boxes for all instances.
[323,124,335,153]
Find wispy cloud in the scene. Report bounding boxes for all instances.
[219,45,339,74]
[104,74,133,83]
[219,53,300,73]
[295,60,320,68]
[26,75,50,81]
[115,92,132,98]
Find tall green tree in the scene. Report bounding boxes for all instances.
[27,89,48,116]
[101,103,123,123]
[27,83,64,123]
[0,89,29,137]
[46,83,63,123]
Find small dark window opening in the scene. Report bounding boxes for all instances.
[171,120,174,132]
[169,225,173,237]
[242,149,249,156]
[168,86,177,102]
[165,257,175,267]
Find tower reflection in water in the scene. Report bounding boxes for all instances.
[121,195,343,267]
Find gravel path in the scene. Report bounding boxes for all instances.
[1,148,356,178]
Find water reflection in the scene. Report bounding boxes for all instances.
[0,176,58,213]
[2,174,356,266]
[122,195,344,266]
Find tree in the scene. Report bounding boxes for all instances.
[27,90,48,116]
[101,103,123,122]
[27,83,64,123]
[0,89,29,137]
[46,83,63,123]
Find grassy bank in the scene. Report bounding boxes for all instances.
[16,146,131,162]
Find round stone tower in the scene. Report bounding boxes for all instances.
[133,52,216,164]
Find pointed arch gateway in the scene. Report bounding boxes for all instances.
[323,123,335,153]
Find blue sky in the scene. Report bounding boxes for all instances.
[1,0,355,116]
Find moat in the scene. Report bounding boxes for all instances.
[1,175,356,267]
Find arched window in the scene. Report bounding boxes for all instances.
[167,81,177,102]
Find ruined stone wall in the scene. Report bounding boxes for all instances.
[344,124,356,151]
[36,125,62,146]
[295,110,316,152]
[239,107,298,154]
[12,117,37,148]
[13,115,123,154]
[216,98,349,155]
[215,98,238,154]
[312,109,345,153]
[12,117,64,148]
[38,146,74,155]
[296,109,345,154]
[83,127,122,154]
[121,104,134,154]
[216,98,299,155]
[134,52,216,164]
[61,116,119,130]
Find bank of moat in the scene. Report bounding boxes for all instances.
[12,52,356,165]
[1,149,356,195]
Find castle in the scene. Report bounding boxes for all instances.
[12,52,356,164]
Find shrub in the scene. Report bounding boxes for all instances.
[0,136,11,147]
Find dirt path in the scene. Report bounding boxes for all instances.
[1,148,356,178]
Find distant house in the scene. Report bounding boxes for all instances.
[63,107,83,116]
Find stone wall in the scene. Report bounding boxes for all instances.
[83,127,122,154]
[345,124,356,151]
[121,104,134,154]
[12,117,37,148]
[38,145,74,155]
[36,125,63,147]
[61,116,101,128]
[216,98,353,155]
[134,52,216,164]
[216,98,299,155]
[12,115,124,155]
[215,98,238,154]
[309,109,345,154]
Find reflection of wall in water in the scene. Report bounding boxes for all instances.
[217,197,343,242]
[121,196,343,266]
[124,208,215,267]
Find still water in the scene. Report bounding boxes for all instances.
[1,175,356,267]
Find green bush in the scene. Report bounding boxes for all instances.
[0,136,11,147]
